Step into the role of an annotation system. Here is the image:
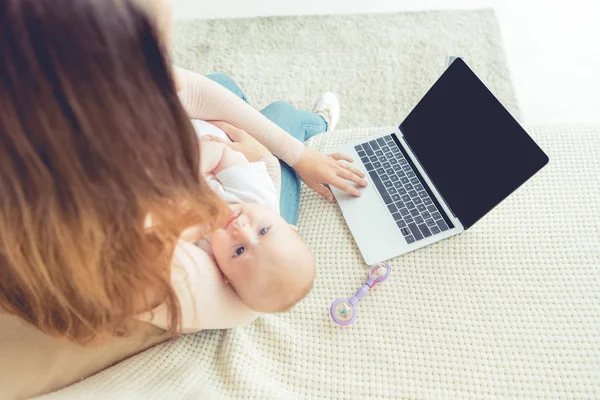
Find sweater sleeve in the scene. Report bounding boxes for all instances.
[175,66,304,166]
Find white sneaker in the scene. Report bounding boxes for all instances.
[312,92,340,132]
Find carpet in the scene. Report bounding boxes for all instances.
[172,9,520,129]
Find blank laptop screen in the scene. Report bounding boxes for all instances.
[399,58,548,229]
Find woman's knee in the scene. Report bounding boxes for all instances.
[206,73,248,102]
[261,101,295,119]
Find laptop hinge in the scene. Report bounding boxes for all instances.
[398,131,459,221]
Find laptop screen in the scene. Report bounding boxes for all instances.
[399,58,548,229]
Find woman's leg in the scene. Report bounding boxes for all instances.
[260,101,328,225]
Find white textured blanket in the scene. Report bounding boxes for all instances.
[42,124,600,399]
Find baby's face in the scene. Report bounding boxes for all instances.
[210,203,315,312]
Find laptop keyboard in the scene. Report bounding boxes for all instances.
[355,135,452,244]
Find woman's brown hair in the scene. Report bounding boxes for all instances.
[0,0,225,343]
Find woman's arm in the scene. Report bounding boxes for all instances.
[176,66,304,166]
[176,68,368,200]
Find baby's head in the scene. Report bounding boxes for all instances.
[211,203,316,312]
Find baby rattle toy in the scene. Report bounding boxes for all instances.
[330,262,391,325]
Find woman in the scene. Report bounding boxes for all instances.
[0,0,364,398]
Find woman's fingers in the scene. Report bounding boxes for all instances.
[336,166,368,187]
[311,183,334,201]
[330,176,361,197]
[202,135,230,145]
[207,120,246,142]
[329,152,354,163]
[337,160,367,180]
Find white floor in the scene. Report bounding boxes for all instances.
[172,0,600,125]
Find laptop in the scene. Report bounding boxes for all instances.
[330,58,549,265]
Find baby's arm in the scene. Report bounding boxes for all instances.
[200,141,248,176]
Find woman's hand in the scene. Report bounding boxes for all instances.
[294,148,368,201]
[203,121,273,162]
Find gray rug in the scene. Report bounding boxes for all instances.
[173,9,519,129]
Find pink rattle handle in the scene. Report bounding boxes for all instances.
[330,263,391,325]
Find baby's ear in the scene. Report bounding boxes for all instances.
[288,224,298,232]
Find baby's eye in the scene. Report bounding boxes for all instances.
[234,247,245,257]
[259,227,269,236]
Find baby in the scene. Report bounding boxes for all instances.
[184,121,316,313]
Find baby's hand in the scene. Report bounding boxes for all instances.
[199,140,248,175]
[214,145,249,175]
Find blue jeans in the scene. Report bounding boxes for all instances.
[207,73,327,225]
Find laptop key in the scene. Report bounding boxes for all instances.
[384,180,394,188]
[404,183,413,190]
[406,171,416,178]
[431,212,441,220]
[390,175,399,182]
[397,170,406,177]
[410,209,419,217]
[395,201,405,209]
[414,216,424,225]
[368,171,392,204]
[382,162,391,169]
[387,204,397,213]
[364,163,373,171]
[393,181,403,189]
[423,198,433,205]
[405,201,415,209]
[400,227,411,236]
[400,177,409,184]
[436,219,450,231]
[388,187,397,194]
[384,135,394,143]
[422,212,431,220]
[392,164,402,171]
[398,188,407,195]
[392,213,402,221]
[418,191,428,198]
[414,184,424,191]
[410,177,419,185]
[391,146,400,153]
[399,208,409,216]
[413,197,423,205]
[386,168,395,175]
[390,158,399,165]
[363,144,374,155]
[417,204,427,212]
[376,168,385,175]
[418,223,432,237]
[369,140,380,150]
[408,223,424,240]
[401,195,411,202]
[396,220,407,229]
[408,190,418,198]
[373,161,382,168]
[427,205,437,213]
[402,165,411,172]
[375,150,384,157]
[399,159,408,165]
[430,226,441,235]
[405,235,415,244]
[369,155,378,163]
[426,219,436,227]
[376,138,387,147]
[404,215,414,223]
[391,194,401,201]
